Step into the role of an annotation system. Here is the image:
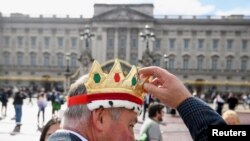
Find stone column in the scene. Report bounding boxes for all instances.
[101,27,107,61]
[138,28,143,61]
[126,28,130,61]
[114,28,118,58]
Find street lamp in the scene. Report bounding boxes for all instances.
[139,25,156,67]
[66,53,70,74]
[64,53,70,94]
[163,54,168,69]
[79,25,95,75]
[139,25,155,50]
[80,25,95,49]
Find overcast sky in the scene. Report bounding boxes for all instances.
[0,0,250,17]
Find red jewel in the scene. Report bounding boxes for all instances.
[114,73,120,82]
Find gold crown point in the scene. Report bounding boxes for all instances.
[85,60,106,91]
[102,59,125,87]
[123,66,137,87]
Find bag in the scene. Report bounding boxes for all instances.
[38,98,47,108]
[136,121,152,141]
[137,132,148,141]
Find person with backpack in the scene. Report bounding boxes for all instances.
[37,89,48,126]
[50,89,62,116]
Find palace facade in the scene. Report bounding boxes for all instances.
[0,4,250,93]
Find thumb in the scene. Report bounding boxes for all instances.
[143,83,162,95]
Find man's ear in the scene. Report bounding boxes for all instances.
[91,108,107,131]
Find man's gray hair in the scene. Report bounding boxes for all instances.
[63,75,91,128]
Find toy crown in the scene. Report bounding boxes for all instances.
[67,59,145,114]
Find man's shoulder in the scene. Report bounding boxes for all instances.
[48,130,83,141]
[148,120,159,129]
[142,119,153,126]
[141,118,158,131]
[146,118,158,125]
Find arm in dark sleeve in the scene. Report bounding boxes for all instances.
[177,97,226,141]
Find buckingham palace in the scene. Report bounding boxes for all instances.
[0,4,250,94]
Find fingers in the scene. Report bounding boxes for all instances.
[151,78,162,86]
[139,66,169,80]
[139,66,159,76]
[143,83,164,96]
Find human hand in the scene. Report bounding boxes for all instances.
[139,66,192,108]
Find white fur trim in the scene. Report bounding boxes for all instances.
[87,100,142,114]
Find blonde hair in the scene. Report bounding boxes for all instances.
[222,110,240,125]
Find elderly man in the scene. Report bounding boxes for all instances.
[49,59,144,141]
[49,59,226,141]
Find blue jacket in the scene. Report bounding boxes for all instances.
[48,130,84,141]
[177,97,226,141]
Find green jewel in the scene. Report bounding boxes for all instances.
[132,77,137,86]
[93,73,101,83]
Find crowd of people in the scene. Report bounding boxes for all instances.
[0,59,250,141]
[0,86,64,135]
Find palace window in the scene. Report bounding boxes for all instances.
[31,36,37,48]
[184,39,189,49]
[44,53,50,66]
[198,39,204,49]
[197,55,204,70]
[44,37,50,49]
[57,37,64,48]
[71,37,77,49]
[17,36,24,48]
[211,56,219,70]
[57,53,64,67]
[4,52,10,65]
[241,57,248,71]
[242,40,248,51]
[212,39,219,49]
[4,36,10,48]
[17,52,24,65]
[227,39,233,50]
[169,38,175,49]
[226,56,233,70]
[30,52,37,66]
[183,55,189,70]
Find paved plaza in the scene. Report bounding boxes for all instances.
[0,98,250,141]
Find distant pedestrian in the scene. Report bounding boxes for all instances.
[248,94,250,109]
[170,108,176,116]
[37,89,48,126]
[138,103,165,141]
[27,87,34,106]
[49,89,62,116]
[242,93,248,109]
[227,92,238,110]
[142,93,153,121]
[213,93,224,115]
[10,88,27,135]
[0,88,8,117]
